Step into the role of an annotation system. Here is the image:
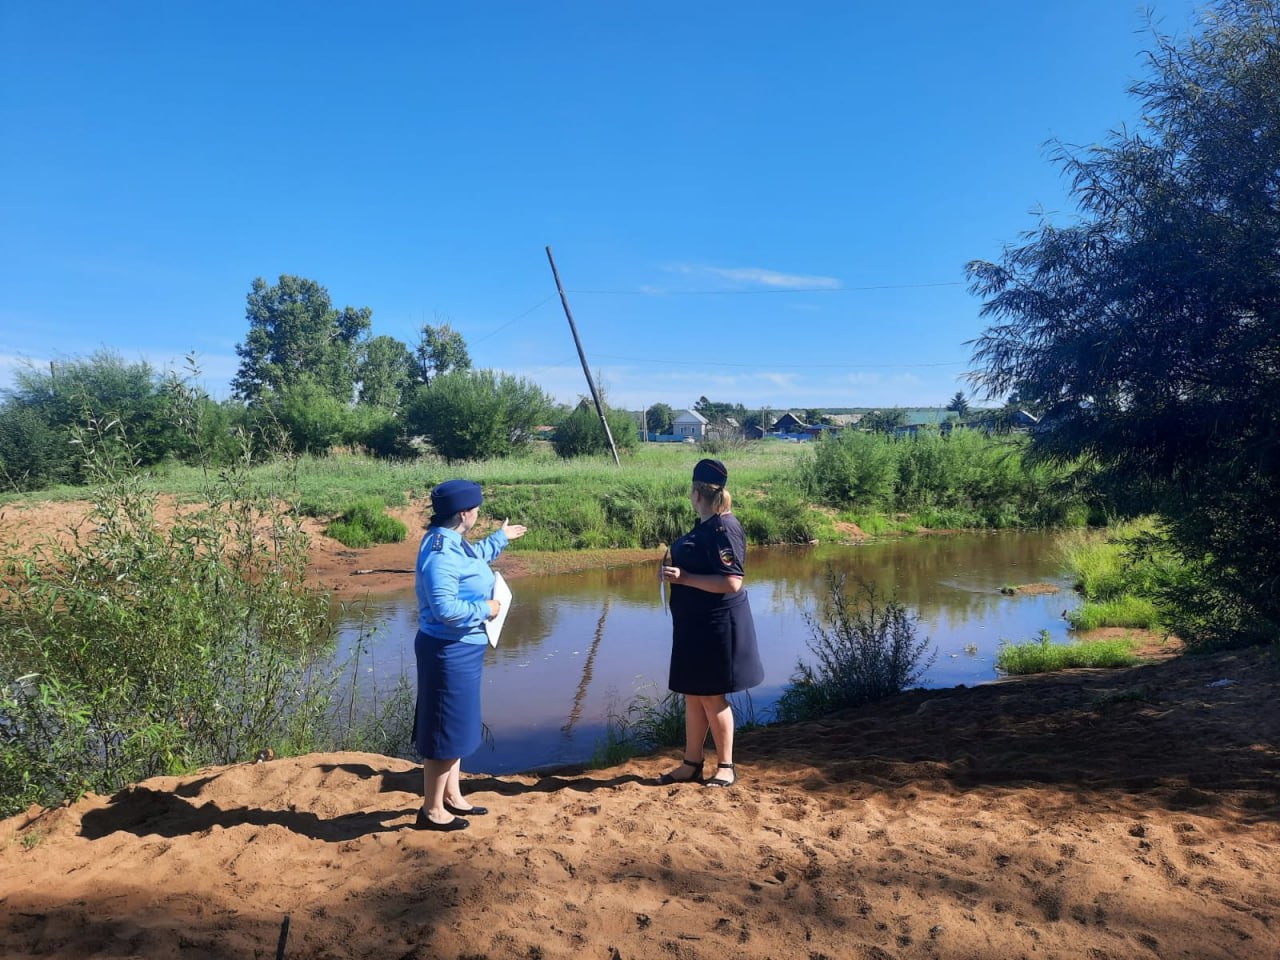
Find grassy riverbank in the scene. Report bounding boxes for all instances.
[2,432,1092,551]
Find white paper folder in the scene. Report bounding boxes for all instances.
[484,572,512,648]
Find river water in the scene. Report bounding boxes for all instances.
[332,531,1078,774]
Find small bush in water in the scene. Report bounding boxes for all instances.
[776,572,935,723]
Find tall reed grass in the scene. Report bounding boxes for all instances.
[1055,517,1185,633]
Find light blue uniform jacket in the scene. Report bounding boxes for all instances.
[415,525,510,645]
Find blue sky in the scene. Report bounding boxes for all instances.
[1,1,1200,412]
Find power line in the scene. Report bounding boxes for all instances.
[469,294,557,345]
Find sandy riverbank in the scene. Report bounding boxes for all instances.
[3,645,1278,959]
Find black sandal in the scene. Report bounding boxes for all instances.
[704,762,737,788]
[658,758,705,785]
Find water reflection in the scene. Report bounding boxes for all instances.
[333,531,1077,774]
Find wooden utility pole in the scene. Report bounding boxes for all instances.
[545,245,620,466]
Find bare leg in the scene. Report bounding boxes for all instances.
[702,695,737,785]
[444,762,476,810]
[423,758,461,823]
[660,695,708,782]
[683,695,710,764]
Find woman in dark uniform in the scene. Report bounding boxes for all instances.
[658,458,764,788]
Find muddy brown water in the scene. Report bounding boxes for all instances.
[332,531,1078,773]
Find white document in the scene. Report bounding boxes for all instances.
[484,571,513,648]
[660,549,670,615]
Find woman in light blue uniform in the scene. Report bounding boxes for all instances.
[414,479,526,831]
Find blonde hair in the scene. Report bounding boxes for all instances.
[692,481,732,514]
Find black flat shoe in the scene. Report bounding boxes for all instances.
[444,802,488,816]
[415,810,470,832]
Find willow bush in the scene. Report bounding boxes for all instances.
[775,572,935,723]
[800,429,1086,528]
[0,385,337,816]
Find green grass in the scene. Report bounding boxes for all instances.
[326,497,408,549]
[5,437,1095,553]
[1055,517,1188,632]
[1067,596,1162,631]
[995,630,1141,675]
[20,831,44,850]
[588,686,687,769]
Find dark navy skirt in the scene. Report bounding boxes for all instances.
[668,593,764,696]
[414,630,486,759]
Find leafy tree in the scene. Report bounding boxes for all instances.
[403,369,552,462]
[553,400,640,458]
[260,376,352,455]
[232,275,371,403]
[803,408,831,426]
[358,335,415,409]
[414,321,471,384]
[742,406,775,433]
[645,402,674,436]
[861,409,908,435]
[946,392,970,417]
[1,352,184,484]
[967,0,1280,646]
[692,396,744,423]
[0,401,66,490]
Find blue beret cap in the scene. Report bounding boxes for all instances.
[692,458,728,484]
[431,479,483,516]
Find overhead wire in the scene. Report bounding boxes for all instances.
[470,278,969,372]
[469,294,557,345]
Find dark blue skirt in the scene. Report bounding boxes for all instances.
[414,630,486,759]
[668,593,764,696]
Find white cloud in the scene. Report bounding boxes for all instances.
[662,263,841,290]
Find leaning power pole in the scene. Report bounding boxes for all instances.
[545,245,621,466]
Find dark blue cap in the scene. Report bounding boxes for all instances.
[692,458,728,484]
[430,479,483,516]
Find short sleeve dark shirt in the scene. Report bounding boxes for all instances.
[669,512,749,616]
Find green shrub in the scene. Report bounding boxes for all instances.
[0,402,336,816]
[775,572,935,723]
[552,403,639,459]
[403,369,553,462]
[327,497,408,549]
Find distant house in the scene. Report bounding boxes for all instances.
[771,412,807,434]
[803,423,840,439]
[828,413,862,429]
[672,408,709,440]
[745,424,767,440]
